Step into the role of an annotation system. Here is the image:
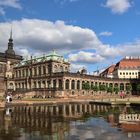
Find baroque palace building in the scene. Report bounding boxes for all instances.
[0,32,140,98]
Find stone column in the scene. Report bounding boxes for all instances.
[84,104,87,113]
[56,106,59,115]
[79,104,82,114]
[63,79,66,90]
[56,79,59,88]
[69,80,72,90]
[74,104,77,115]
[88,104,92,113]
[63,104,66,116]
[75,80,77,90]
[69,104,72,116]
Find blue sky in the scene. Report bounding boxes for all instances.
[0,0,140,72]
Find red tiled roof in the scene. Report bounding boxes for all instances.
[101,64,115,75]
[115,58,140,69]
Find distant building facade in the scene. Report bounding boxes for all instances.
[100,57,140,79]
[113,57,140,79]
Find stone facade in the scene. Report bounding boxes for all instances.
[0,32,140,98]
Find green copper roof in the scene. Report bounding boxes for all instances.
[15,50,69,67]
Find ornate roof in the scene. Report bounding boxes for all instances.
[15,50,69,67]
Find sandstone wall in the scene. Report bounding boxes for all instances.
[0,77,5,97]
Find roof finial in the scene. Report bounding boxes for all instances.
[10,25,13,39]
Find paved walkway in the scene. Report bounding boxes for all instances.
[1,95,140,106]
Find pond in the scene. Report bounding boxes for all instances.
[0,103,140,140]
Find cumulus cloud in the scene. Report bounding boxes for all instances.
[99,31,112,37]
[0,18,101,57]
[68,51,105,64]
[104,0,131,14]
[0,0,21,15]
[70,63,86,72]
[0,18,140,66]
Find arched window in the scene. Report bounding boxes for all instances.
[34,67,37,76]
[38,81,41,88]
[77,80,80,90]
[114,83,118,87]
[109,83,113,87]
[59,79,62,89]
[53,80,56,88]
[42,81,46,88]
[120,83,124,91]
[38,66,41,75]
[71,80,75,90]
[34,81,36,88]
[65,79,69,90]
[43,66,46,74]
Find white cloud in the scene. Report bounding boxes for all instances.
[0,18,101,56]
[104,0,131,14]
[0,18,140,67]
[68,51,105,64]
[99,31,112,36]
[0,0,21,15]
[70,63,86,72]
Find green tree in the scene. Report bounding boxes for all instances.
[126,84,132,94]
[114,86,119,94]
[136,84,140,92]
[82,82,90,90]
[99,84,106,91]
[91,85,99,92]
[107,86,113,93]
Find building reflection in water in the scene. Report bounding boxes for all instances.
[0,103,140,140]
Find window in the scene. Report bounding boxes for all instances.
[71,80,75,90]
[34,67,37,76]
[132,72,134,75]
[38,66,41,75]
[43,66,46,74]
[129,72,131,75]
[120,72,122,75]
[65,79,69,90]
[126,72,128,75]
[123,72,125,75]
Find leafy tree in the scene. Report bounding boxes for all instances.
[126,84,132,94]
[114,86,119,94]
[99,84,106,91]
[136,84,140,91]
[82,82,90,90]
[107,86,113,93]
[91,85,99,92]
